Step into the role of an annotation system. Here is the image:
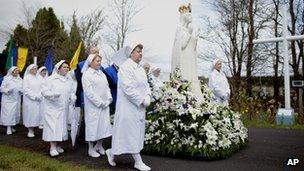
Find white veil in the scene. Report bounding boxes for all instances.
[110,46,132,67]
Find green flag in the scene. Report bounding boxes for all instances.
[5,39,13,70]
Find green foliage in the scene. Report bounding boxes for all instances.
[7,7,86,69]
[242,114,304,130]
[0,145,88,170]
[12,24,29,47]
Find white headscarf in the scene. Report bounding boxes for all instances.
[212,58,222,71]
[51,60,67,77]
[24,64,38,78]
[4,66,20,80]
[37,66,48,78]
[151,66,161,72]
[81,54,99,73]
[151,66,161,77]
[110,46,132,67]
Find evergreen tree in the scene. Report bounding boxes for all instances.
[69,13,85,62]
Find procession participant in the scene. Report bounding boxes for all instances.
[208,59,231,105]
[23,64,41,137]
[103,46,131,114]
[42,60,75,157]
[37,66,48,129]
[74,46,100,145]
[82,54,112,157]
[106,44,152,171]
[149,66,163,89]
[0,66,22,135]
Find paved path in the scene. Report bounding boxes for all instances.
[0,126,303,171]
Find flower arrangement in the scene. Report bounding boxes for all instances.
[144,68,248,160]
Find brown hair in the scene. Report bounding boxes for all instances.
[58,61,69,70]
[92,54,102,62]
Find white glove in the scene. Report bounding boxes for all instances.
[6,89,13,94]
[106,98,113,106]
[70,94,77,104]
[53,94,60,98]
[142,95,151,107]
[36,95,42,101]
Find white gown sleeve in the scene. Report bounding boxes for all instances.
[209,74,227,99]
[119,67,145,107]
[0,78,11,94]
[41,78,60,100]
[69,80,77,104]
[23,77,39,100]
[82,73,103,107]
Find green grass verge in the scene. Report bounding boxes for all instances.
[242,117,304,130]
[0,145,90,171]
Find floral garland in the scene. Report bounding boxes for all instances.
[144,68,248,159]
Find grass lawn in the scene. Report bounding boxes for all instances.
[0,145,90,171]
[242,117,304,130]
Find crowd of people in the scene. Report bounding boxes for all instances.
[0,43,230,171]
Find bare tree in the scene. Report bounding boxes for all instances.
[105,0,142,52]
[0,0,41,46]
[272,0,283,105]
[200,0,273,95]
[288,0,304,79]
[77,9,106,52]
[18,0,41,28]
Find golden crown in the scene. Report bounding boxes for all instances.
[179,3,191,13]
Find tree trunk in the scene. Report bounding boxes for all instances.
[273,0,280,106]
[246,0,254,97]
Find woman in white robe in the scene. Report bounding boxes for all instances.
[208,59,231,105]
[37,66,48,129]
[82,54,112,158]
[105,44,152,171]
[23,64,41,138]
[0,66,22,135]
[67,70,77,128]
[150,66,163,90]
[42,60,75,157]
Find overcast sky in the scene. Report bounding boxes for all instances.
[0,0,217,77]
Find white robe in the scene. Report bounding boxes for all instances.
[111,58,151,155]
[150,75,163,90]
[38,75,47,126]
[23,74,41,127]
[208,69,230,105]
[0,76,22,126]
[82,67,112,141]
[42,74,73,142]
[67,73,77,126]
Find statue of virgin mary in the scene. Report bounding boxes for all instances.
[171,3,203,102]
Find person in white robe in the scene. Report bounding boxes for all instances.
[37,66,48,129]
[105,44,152,171]
[67,70,77,129]
[42,60,75,157]
[23,64,41,138]
[142,63,150,75]
[82,54,112,158]
[150,66,163,89]
[208,59,231,105]
[0,66,22,135]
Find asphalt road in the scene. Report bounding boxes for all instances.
[0,126,303,171]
